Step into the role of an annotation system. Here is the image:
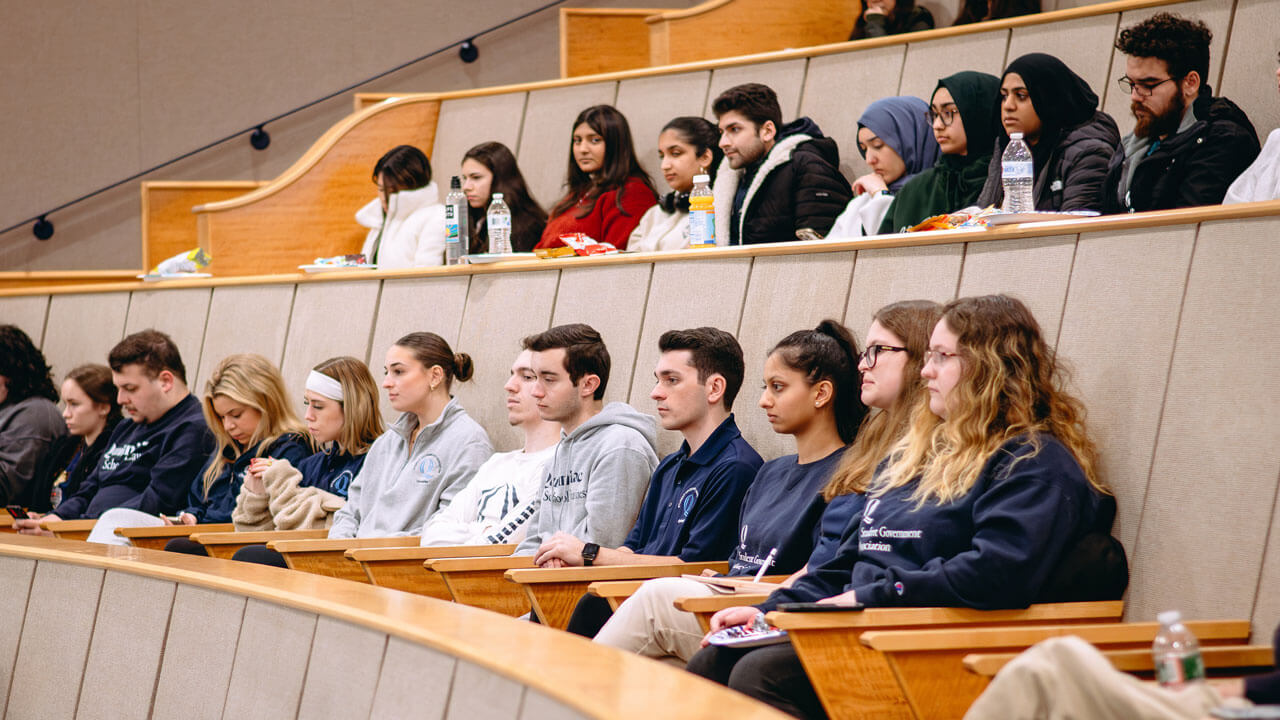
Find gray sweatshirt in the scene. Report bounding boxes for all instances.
[0,396,67,505]
[328,397,493,539]
[515,402,659,555]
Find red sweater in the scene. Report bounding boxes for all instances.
[536,176,657,251]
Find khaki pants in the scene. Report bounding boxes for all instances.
[593,577,718,666]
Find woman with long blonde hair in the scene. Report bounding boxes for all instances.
[691,295,1118,719]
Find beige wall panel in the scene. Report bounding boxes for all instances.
[453,271,560,452]
[0,295,50,347]
[152,585,246,720]
[431,93,529,204]
[0,184,144,272]
[297,617,386,720]
[42,292,131,381]
[222,599,318,720]
[736,253,856,460]
[615,72,713,185]
[124,287,213,381]
[706,60,808,120]
[1251,479,1280,643]
[800,46,908,181]
[445,660,526,720]
[900,30,1009,101]
[0,556,36,718]
[1127,216,1280,625]
[8,562,104,719]
[198,284,297,390]
[370,275,473,420]
[845,243,964,336]
[1055,226,1194,555]
[1100,0,1232,138]
[628,258,752,456]
[77,572,177,720]
[957,235,1076,341]
[1004,13,1120,95]
[369,636,457,720]
[280,280,383,402]
[1216,0,1280,145]
[518,83,620,207]
[519,690,592,720]
[551,264,653,407]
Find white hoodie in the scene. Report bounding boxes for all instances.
[418,444,556,547]
[355,182,447,269]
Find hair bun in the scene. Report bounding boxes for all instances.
[453,353,474,383]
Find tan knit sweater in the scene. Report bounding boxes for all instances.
[231,458,345,531]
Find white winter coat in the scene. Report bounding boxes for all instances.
[627,204,689,252]
[355,182,447,268]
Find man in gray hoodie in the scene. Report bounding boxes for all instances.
[514,324,658,563]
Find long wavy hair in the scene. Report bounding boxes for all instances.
[822,300,941,500]
[200,354,310,498]
[550,105,656,220]
[875,294,1105,506]
[463,141,548,253]
[0,325,57,404]
[310,356,384,455]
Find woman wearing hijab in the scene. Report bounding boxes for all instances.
[976,53,1121,212]
[828,96,940,237]
[878,71,1002,233]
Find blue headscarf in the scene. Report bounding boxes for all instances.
[857,96,941,192]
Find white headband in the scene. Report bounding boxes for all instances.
[306,370,344,401]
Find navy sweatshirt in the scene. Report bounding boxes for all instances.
[295,446,365,498]
[806,490,866,570]
[758,435,1106,611]
[726,448,845,576]
[183,434,311,523]
[53,394,214,519]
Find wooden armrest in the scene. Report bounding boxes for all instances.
[424,555,536,617]
[964,644,1277,677]
[192,529,329,545]
[425,555,532,572]
[42,518,97,540]
[115,523,236,539]
[267,536,420,552]
[769,600,1126,631]
[674,593,772,613]
[346,544,516,562]
[345,544,516,600]
[860,619,1251,652]
[505,561,729,585]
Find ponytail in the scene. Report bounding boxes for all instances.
[770,319,868,443]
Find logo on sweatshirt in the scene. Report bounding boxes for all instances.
[416,454,443,484]
[677,487,699,524]
[99,439,151,471]
[330,470,353,496]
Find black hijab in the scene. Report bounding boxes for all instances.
[999,53,1099,164]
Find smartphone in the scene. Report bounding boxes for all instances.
[5,505,26,520]
[777,602,865,612]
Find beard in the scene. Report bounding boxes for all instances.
[1132,91,1186,139]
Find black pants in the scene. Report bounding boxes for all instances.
[686,642,827,720]
[164,537,208,556]
[232,544,288,568]
[565,593,614,637]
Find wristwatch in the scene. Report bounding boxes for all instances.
[581,542,600,567]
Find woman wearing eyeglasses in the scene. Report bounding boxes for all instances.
[975,53,1121,212]
[689,294,1117,720]
[878,71,1001,233]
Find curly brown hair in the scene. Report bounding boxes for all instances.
[1115,12,1212,82]
[0,325,57,404]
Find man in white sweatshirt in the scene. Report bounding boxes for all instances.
[514,324,659,564]
[418,349,560,546]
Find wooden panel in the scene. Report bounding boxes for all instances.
[0,271,138,291]
[279,279,382,400]
[222,599,318,720]
[517,82,619,209]
[8,562,104,719]
[551,264,653,406]
[561,8,660,78]
[196,99,441,276]
[77,572,176,720]
[446,660,526,720]
[706,60,808,120]
[651,0,860,69]
[452,270,559,452]
[369,636,457,720]
[1004,13,1120,95]
[42,292,130,380]
[0,294,49,347]
[368,275,472,420]
[800,45,908,181]
[430,93,528,202]
[1055,225,1195,554]
[626,257,752,456]
[899,30,1009,101]
[123,286,212,382]
[845,243,964,339]
[197,284,296,388]
[1216,0,1280,144]
[140,181,262,270]
[956,234,1076,341]
[0,556,36,718]
[152,585,246,720]
[614,71,711,187]
[736,252,856,459]
[296,617,386,720]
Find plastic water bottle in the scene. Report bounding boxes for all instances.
[444,176,469,265]
[1152,610,1205,689]
[1001,132,1035,213]
[688,173,716,247]
[487,193,512,255]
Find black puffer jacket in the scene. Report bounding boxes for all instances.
[977,111,1120,212]
[1102,87,1260,213]
[713,117,853,245]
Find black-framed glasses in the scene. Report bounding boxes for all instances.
[925,107,959,127]
[1117,75,1176,97]
[861,344,908,369]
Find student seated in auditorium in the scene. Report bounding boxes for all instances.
[86,353,312,547]
[975,53,1120,212]
[536,105,658,251]
[850,0,933,40]
[545,327,763,636]
[16,330,214,535]
[1226,54,1280,204]
[357,145,448,268]
[712,83,852,244]
[461,141,547,253]
[879,71,1001,233]
[327,332,492,539]
[417,347,560,547]
[1102,12,1260,213]
[513,323,659,557]
[952,0,1039,25]
[828,97,939,237]
[0,325,67,507]
[588,302,931,661]
[689,295,1118,719]
[628,117,724,252]
[25,365,122,513]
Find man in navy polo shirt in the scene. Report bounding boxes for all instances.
[533,327,763,637]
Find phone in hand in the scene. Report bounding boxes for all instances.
[5,505,27,520]
[776,602,866,612]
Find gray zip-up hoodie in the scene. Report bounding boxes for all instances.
[515,402,659,555]
[328,397,492,538]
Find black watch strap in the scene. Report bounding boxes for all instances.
[582,542,600,566]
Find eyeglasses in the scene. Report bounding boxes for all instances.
[860,344,907,369]
[923,350,959,368]
[925,107,959,127]
[1116,76,1176,98]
